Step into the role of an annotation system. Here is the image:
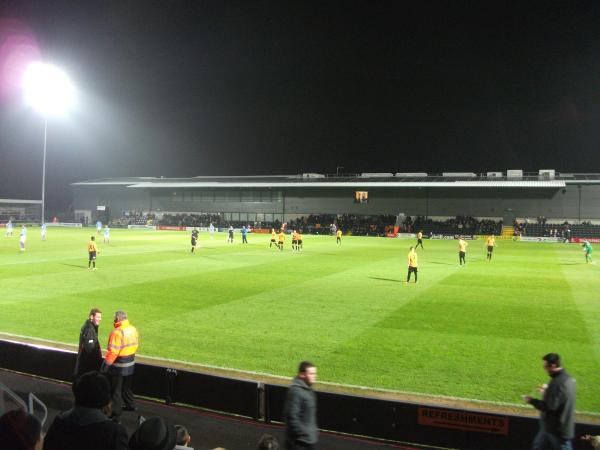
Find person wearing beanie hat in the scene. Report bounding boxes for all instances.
[73,369,112,409]
[129,417,177,450]
[43,371,128,450]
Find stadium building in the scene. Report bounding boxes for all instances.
[71,170,600,226]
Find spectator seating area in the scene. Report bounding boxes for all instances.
[110,211,156,227]
[520,222,600,238]
[156,213,225,228]
[155,213,503,237]
[286,214,396,236]
[405,216,502,236]
[111,211,600,238]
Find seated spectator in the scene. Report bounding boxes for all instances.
[43,371,128,450]
[257,433,280,450]
[0,409,43,450]
[129,417,176,450]
[174,424,193,449]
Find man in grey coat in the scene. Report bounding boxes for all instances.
[523,353,576,450]
[283,361,318,450]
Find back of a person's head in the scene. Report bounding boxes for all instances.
[0,409,42,450]
[257,433,280,450]
[174,424,191,446]
[129,416,176,450]
[73,371,111,409]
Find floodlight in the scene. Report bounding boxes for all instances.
[23,62,74,225]
[23,62,74,116]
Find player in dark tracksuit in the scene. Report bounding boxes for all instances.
[191,228,199,253]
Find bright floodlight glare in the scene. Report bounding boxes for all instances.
[23,62,74,116]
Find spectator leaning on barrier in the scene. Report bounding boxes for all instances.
[75,308,103,376]
[283,361,318,450]
[522,353,576,450]
[43,371,128,450]
[101,310,139,421]
[0,409,43,450]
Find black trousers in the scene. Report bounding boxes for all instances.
[407,266,418,282]
[108,374,135,418]
[459,251,466,265]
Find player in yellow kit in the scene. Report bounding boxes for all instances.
[88,236,98,270]
[486,235,496,261]
[297,231,303,251]
[291,230,299,251]
[406,246,418,283]
[277,230,285,251]
[336,229,342,245]
[458,237,468,265]
[270,228,277,248]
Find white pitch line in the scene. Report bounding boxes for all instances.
[2,332,599,416]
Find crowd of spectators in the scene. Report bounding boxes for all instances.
[154,212,506,236]
[286,214,396,236]
[110,211,156,227]
[109,210,600,238]
[0,371,281,450]
[157,213,225,228]
[405,215,502,235]
[516,219,600,238]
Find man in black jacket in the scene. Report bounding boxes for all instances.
[523,353,576,450]
[75,308,103,376]
[283,361,318,450]
[43,371,128,450]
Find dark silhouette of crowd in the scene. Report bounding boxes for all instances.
[406,215,502,235]
[157,213,224,228]
[0,371,280,450]
[286,214,396,236]
[517,219,600,238]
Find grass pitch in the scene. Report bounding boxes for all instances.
[1,227,599,413]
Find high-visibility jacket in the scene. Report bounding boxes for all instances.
[105,319,139,376]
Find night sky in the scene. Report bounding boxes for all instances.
[1,1,600,209]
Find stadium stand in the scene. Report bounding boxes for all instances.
[407,216,502,235]
[521,222,600,238]
[153,213,504,237]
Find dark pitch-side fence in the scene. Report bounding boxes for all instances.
[1,339,598,449]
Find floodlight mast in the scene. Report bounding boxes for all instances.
[41,117,48,225]
[23,62,74,225]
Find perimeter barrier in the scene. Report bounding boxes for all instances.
[1,339,598,449]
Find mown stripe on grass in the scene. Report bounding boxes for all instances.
[320,257,600,411]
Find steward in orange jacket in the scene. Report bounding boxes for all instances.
[101,314,139,377]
